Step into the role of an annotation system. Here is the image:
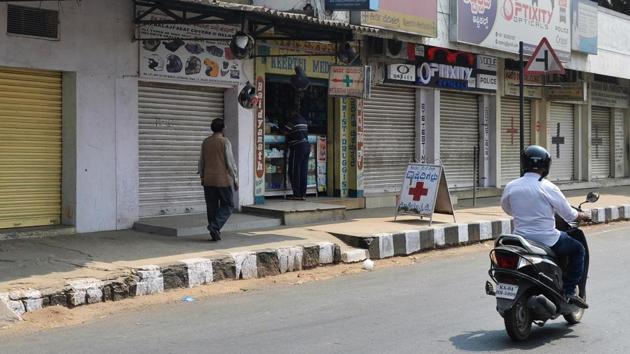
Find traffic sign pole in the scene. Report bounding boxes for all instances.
[519,41,525,175]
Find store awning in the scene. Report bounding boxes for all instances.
[134,0,379,41]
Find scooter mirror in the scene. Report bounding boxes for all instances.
[586,192,600,203]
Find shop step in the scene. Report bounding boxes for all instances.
[242,200,346,226]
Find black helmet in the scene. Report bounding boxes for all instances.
[521,145,551,178]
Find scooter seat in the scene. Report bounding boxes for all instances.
[524,239,557,259]
[497,234,557,259]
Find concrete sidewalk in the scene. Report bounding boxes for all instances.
[0,186,629,322]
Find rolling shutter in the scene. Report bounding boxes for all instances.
[139,82,224,217]
[440,91,479,189]
[501,97,531,185]
[363,85,416,194]
[547,103,574,182]
[0,67,62,229]
[614,109,625,176]
[591,106,611,179]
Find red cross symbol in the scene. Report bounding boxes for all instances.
[506,117,518,145]
[408,182,429,201]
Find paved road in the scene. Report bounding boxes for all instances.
[2,224,630,353]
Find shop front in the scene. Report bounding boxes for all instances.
[254,41,336,203]
[500,64,543,185]
[136,17,246,217]
[590,82,629,179]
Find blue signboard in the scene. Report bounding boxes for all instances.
[325,0,379,11]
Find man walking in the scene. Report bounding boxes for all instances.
[284,109,310,200]
[198,118,238,241]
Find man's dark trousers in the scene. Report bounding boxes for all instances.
[204,186,234,234]
[288,142,310,198]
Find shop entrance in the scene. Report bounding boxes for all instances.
[263,75,328,198]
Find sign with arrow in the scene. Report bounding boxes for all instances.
[524,37,565,75]
[328,66,369,98]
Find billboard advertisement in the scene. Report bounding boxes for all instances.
[454,0,571,61]
[572,0,598,54]
[352,0,437,37]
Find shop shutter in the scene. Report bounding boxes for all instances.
[0,67,62,229]
[547,103,575,182]
[363,85,416,194]
[614,109,625,176]
[591,106,612,179]
[139,82,224,217]
[440,91,479,189]
[501,97,531,185]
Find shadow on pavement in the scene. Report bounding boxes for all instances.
[449,324,576,351]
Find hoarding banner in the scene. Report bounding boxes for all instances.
[138,7,242,83]
[353,0,437,37]
[572,0,598,54]
[455,0,571,61]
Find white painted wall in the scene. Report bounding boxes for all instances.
[0,0,138,232]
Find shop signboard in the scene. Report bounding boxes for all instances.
[387,64,416,82]
[328,66,369,98]
[395,164,455,225]
[351,0,437,37]
[547,82,587,102]
[256,40,336,80]
[325,0,379,11]
[591,83,630,109]
[138,8,242,84]
[385,46,497,92]
[572,0,598,54]
[453,0,571,61]
[504,70,543,98]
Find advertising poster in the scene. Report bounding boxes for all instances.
[354,0,437,37]
[138,8,242,83]
[455,0,571,61]
[572,0,598,54]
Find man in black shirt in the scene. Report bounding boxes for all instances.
[284,110,310,200]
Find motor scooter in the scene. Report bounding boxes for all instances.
[485,192,599,341]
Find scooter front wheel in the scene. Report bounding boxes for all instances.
[504,296,532,341]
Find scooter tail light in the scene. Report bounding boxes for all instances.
[490,250,519,269]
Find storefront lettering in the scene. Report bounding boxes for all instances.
[271,57,307,71]
[416,62,473,85]
[312,60,331,74]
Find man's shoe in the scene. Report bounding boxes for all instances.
[567,294,589,309]
[209,229,222,242]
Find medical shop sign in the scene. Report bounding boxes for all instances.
[393,46,497,92]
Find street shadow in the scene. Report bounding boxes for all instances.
[450,324,576,352]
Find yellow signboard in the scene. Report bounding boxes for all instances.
[358,0,437,37]
[256,40,337,79]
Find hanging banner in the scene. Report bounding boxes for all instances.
[454,0,571,61]
[572,0,598,54]
[137,7,242,84]
[351,0,437,37]
[395,164,456,225]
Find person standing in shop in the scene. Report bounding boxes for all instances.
[198,118,238,241]
[284,108,310,201]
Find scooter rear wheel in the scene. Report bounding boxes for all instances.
[504,296,532,341]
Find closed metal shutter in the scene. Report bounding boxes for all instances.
[614,109,625,176]
[363,85,416,194]
[440,91,479,189]
[591,106,611,179]
[0,67,62,229]
[547,103,574,182]
[501,97,531,185]
[139,82,224,217]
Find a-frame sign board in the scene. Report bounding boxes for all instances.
[395,164,456,226]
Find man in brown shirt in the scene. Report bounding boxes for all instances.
[198,118,239,241]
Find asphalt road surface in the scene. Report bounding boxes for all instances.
[2,223,629,353]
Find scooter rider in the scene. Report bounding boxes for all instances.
[501,145,591,309]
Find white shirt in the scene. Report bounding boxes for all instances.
[501,173,578,246]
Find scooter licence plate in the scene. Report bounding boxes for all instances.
[496,283,519,300]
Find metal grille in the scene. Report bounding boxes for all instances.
[7,5,59,39]
[614,109,625,176]
[139,83,224,217]
[0,67,62,229]
[591,106,612,179]
[440,91,479,189]
[547,103,574,182]
[501,97,531,185]
[363,85,416,194]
